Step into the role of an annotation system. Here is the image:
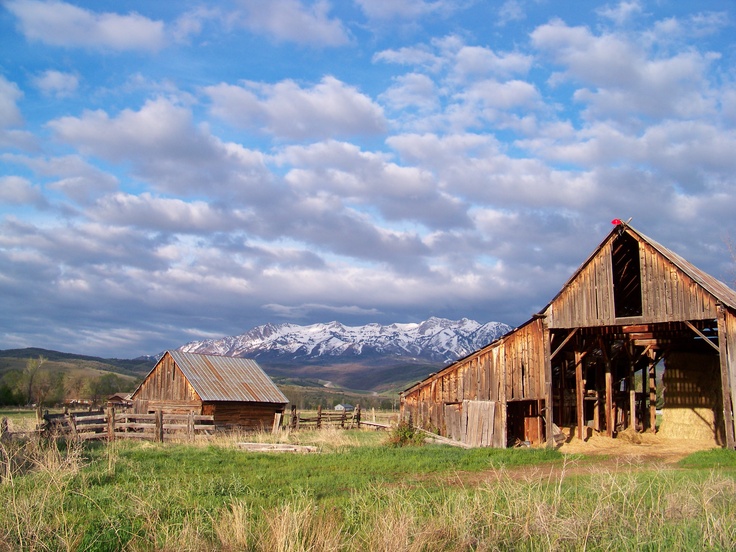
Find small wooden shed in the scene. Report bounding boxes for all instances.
[401,222,736,449]
[131,350,288,430]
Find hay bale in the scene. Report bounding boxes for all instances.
[658,352,722,443]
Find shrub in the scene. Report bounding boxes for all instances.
[386,418,424,447]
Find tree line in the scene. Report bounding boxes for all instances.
[0,355,138,407]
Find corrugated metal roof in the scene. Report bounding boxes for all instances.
[168,350,288,404]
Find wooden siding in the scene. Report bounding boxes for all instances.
[206,401,285,430]
[548,236,719,329]
[133,352,200,403]
[402,318,547,447]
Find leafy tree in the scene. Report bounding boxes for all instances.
[23,355,47,405]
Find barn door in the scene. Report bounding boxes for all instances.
[444,403,462,441]
[462,400,497,447]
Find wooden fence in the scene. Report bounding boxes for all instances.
[36,409,215,442]
[287,404,389,430]
[1,404,391,444]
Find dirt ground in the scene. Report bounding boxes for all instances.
[476,429,724,482]
[557,428,720,463]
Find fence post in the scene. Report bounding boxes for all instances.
[0,417,8,440]
[187,411,195,441]
[355,404,361,428]
[155,410,164,443]
[317,405,322,429]
[107,407,115,442]
[69,412,78,441]
[290,405,297,430]
[340,408,346,428]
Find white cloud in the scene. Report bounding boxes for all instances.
[354,0,452,20]
[373,45,442,71]
[531,20,718,120]
[597,1,642,26]
[32,70,79,97]
[47,98,272,199]
[233,0,349,46]
[460,79,540,110]
[279,139,469,230]
[452,45,533,79]
[0,176,46,205]
[0,75,23,128]
[206,76,386,140]
[6,0,165,51]
[497,0,525,26]
[89,193,251,233]
[5,153,118,204]
[380,73,438,112]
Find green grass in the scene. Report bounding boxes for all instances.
[678,447,736,470]
[1,431,735,551]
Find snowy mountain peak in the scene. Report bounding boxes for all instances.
[179,318,512,364]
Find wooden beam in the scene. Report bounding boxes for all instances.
[684,320,720,353]
[551,328,578,360]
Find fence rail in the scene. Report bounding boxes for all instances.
[35,409,215,442]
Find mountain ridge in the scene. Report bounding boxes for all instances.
[179,317,511,365]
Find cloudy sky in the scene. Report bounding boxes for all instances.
[1,0,736,358]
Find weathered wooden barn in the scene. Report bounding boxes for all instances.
[401,222,736,449]
[131,350,288,430]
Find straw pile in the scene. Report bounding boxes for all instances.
[658,352,721,442]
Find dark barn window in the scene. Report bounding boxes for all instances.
[612,232,643,317]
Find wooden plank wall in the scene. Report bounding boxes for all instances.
[133,353,200,403]
[208,401,285,430]
[401,318,546,447]
[548,237,719,329]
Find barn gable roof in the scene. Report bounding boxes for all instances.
[541,222,736,315]
[164,350,288,404]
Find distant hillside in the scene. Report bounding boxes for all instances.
[0,348,155,378]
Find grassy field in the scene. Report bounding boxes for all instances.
[0,424,735,551]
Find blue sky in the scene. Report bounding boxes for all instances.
[1,0,736,358]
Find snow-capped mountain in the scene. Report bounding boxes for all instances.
[179,317,511,364]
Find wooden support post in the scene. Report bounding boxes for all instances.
[355,404,361,428]
[340,408,346,428]
[316,405,322,429]
[649,362,657,434]
[154,410,163,443]
[599,338,613,438]
[575,351,585,440]
[717,306,736,448]
[629,358,636,431]
[642,353,648,428]
[290,405,297,430]
[0,417,8,440]
[542,319,554,447]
